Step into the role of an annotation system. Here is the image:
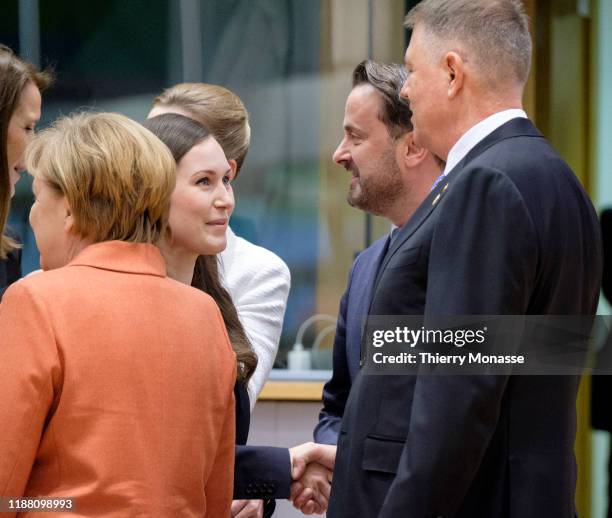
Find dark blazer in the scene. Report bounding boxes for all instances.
[0,230,22,301]
[314,236,388,444]
[327,118,602,518]
[592,209,612,432]
[233,381,291,517]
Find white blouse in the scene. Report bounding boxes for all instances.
[219,227,291,409]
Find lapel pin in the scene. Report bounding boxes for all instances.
[443,183,449,192]
[432,193,441,206]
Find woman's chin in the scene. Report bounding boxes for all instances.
[203,239,227,255]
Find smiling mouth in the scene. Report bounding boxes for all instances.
[207,219,228,226]
[344,163,358,176]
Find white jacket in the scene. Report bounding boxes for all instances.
[219,227,290,409]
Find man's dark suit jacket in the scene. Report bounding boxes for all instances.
[314,236,388,444]
[592,209,612,432]
[327,118,603,518]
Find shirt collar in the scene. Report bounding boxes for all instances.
[68,241,167,277]
[443,109,528,176]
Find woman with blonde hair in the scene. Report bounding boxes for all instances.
[0,112,236,517]
[0,45,52,296]
[150,83,290,408]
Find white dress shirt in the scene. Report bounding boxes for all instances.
[219,227,291,410]
[443,109,528,176]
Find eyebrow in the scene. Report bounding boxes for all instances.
[344,123,364,135]
[192,168,233,176]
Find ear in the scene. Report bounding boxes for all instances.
[228,159,238,177]
[400,131,429,168]
[62,198,75,233]
[444,51,465,99]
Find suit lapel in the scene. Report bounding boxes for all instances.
[371,178,450,297]
[368,235,390,291]
[347,237,388,378]
[350,238,388,325]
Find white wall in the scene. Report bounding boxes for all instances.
[250,401,326,518]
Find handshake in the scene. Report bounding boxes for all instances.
[289,442,336,515]
[231,442,336,517]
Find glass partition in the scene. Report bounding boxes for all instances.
[6,0,408,367]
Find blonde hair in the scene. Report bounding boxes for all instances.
[153,83,251,175]
[25,112,176,244]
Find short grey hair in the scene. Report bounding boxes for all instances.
[405,0,532,88]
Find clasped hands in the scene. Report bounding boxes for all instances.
[289,442,336,515]
[230,442,336,517]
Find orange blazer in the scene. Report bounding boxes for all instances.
[0,241,236,517]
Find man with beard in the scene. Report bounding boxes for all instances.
[290,60,441,515]
[311,60,442,446]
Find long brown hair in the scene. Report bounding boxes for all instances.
[142,113,257,382]
[0,45,52,258]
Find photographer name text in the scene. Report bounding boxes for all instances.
[371,351,525,365]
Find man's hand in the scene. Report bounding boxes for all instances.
[288,442,336,514]
[290,461,332,514]
[231,499,264,518]
[289,442,336,478]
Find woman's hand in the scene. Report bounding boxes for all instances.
[231,499,264,518]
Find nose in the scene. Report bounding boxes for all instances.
[332,138,350,166]
[213,185,235,213]
[399,78,410,101]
